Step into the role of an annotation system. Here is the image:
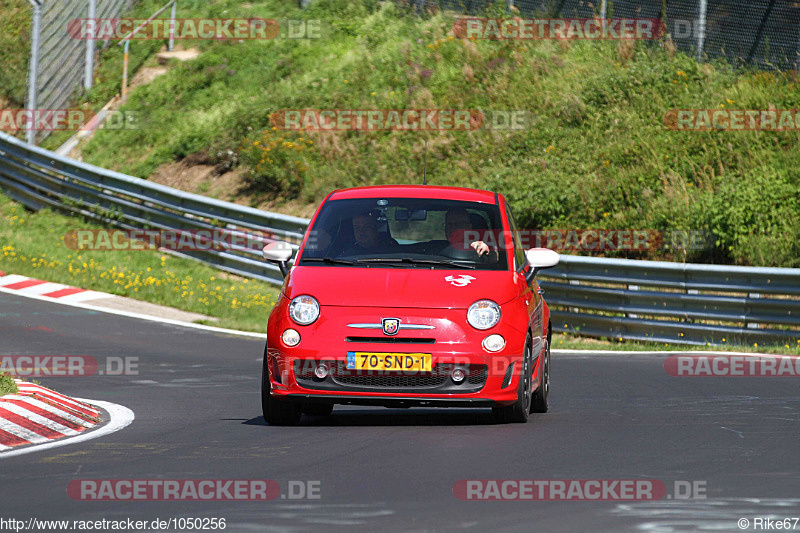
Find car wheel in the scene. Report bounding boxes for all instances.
[492,334,533,424]
[303,403,334,417]
[530,337,550,413]
[261,345,302,426]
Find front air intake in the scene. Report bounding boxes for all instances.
[501,362,515,389]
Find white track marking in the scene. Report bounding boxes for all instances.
[0,402,81,436]
[0,285,268,339]
[0,418,50,444]
[0,275,30,286]
[0,399,135,459]
[13,282,69,296]
[56,291,109,303]
[15,385,98,415]
[1,396,96,427]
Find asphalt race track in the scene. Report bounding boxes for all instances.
[1,290,799,532]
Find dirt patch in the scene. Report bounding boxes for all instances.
[257,197,318,219]
[150,160,248,200]
[149,159,317,219]
[130,65,169,88]
[156,49,201,64]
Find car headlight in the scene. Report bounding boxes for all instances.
[289,295,320,325]
[467,300,501,330]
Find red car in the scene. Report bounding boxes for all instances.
[261,185,559,425]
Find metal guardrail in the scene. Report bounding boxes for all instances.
[0,131,309,284]
[539,256,800,346]
[0,130,798,345]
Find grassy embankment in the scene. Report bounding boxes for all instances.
[1,0,798,350]
[0,192,281,332]
[69,0,800,267]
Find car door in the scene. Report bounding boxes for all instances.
[505,204,544,356]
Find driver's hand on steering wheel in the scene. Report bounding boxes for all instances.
[470,240,490,256]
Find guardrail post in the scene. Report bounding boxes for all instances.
[747,292,761,329]
[569,279,581,314]
[627,284,638,318]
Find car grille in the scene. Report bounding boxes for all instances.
[345,336,436,344]
[294,360,487,393]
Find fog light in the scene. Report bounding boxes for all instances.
[482,334,506,352]
[314,363,329,379]
[452,368,466,383]
[282,328,300,347]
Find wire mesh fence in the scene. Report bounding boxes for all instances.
[25,0,136,144]
[405,0,800,71]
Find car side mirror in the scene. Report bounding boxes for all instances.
[262,241,294,277]
[525,248,560,282]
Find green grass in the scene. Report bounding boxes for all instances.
[0,0,30,109]
[64,0,800,268]
[0,374,18,396]
[0,192,281,332]
[552,332,800,355]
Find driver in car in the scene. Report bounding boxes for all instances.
[343,210,397,255]
[444,208,491,256]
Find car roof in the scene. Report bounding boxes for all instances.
[328,185,498,204]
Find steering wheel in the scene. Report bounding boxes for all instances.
[440,244,488,263]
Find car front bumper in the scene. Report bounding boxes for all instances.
[266,304,542,406]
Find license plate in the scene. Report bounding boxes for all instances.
[346,352,432,372]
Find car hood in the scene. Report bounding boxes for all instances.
[283,266,520,309]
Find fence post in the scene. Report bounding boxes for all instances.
[25,0,43,145]
[122,40,130,100]
[84,0,97,90]
[696,0,707,61]
[168,1,177,52]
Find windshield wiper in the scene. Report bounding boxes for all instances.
[358,257,476,269]
[301,256,360,266]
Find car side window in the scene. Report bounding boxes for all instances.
[505,206,527,272]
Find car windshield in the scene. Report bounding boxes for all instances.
[298,197,509,271]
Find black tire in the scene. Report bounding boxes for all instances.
[531,337,550,413]
[261,345,302,426]
[303,403,334,417]
[492,334,533,424]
